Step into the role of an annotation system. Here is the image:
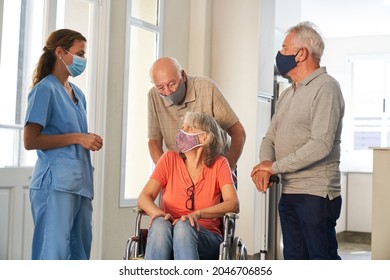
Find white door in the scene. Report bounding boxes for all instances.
[0,168,34,259]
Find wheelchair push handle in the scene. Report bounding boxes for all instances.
[269,174,279,184]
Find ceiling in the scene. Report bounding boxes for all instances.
[301,0,390,38]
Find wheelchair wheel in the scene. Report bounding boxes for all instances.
[123,238,137,260]
[230,237,247,260]
[123,229,148,260]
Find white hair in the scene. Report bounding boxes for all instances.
[288,21,325,61]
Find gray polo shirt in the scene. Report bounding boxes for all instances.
[260,67,344,199]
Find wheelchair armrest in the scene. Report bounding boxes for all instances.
[133,207,145,214]
[224,212,239,219]
[132,207,147,237]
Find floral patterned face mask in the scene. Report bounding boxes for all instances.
[175,130,206,153]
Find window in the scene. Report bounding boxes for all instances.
[341,55,390,171]
[120,0,163,206]
[0,0,44,167]
[0,0,100,168]
[350,56,390,150]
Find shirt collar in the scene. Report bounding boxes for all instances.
[300,67,327,86]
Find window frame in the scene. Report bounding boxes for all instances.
[120,0,164,207]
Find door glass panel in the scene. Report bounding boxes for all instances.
[123,25,157,201]
[0,0,44,167]
[0,129,18,167]
[0,0,22,126]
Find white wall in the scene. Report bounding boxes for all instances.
[162,0,191,68]
[102,0,130,259]
[274,0,301,54]
[210,0,261,255]
[188,0,212,76]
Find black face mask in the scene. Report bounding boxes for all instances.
[275,49,300,75]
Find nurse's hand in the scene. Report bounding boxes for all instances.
[80,133,103,151]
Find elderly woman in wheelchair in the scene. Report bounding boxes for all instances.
[137,112,240,260]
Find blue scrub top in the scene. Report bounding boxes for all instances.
[25,74,94,199]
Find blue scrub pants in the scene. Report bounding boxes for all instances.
[278,193,342,260]
[30,185,92,260]
[144,217,222,260]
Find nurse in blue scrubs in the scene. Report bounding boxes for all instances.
[24,29,103,260]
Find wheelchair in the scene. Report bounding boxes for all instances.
[123,207,247,260]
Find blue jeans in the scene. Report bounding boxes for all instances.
[278,193,342,260]
[144,217,222,260]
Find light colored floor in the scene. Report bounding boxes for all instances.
[249,231,372,260]
[338,243,371,260]
[338,231,371,260]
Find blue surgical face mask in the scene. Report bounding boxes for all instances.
[62,49,87,77]
[275,49,300,75]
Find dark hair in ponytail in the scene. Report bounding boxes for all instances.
[32,29,86,86]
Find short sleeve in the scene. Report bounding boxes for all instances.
[25,84,52,128]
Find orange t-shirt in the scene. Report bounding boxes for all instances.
[151,151,234,236]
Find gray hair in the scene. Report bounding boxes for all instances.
[182,112,227,167]
[288,21,325,61]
